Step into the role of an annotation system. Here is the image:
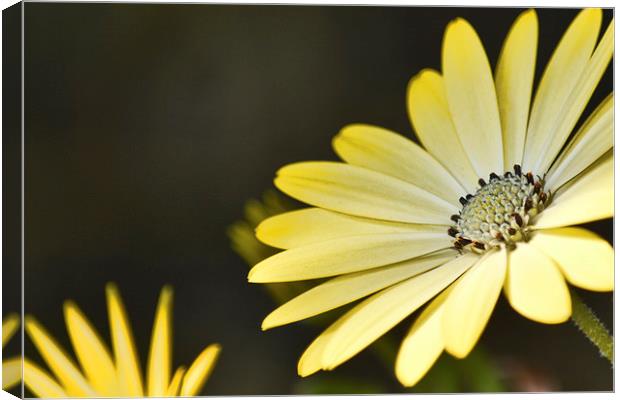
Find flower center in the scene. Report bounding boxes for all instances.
[448,165,550,254]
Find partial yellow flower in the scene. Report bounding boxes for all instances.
[3,313,21,390]
[24,284,220,397]
[248,8,614,387]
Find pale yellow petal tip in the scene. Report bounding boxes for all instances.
[520,8,538,20]
[207,343,222,357]
[247,261,276,283]
[62,300,84,327]
[445,17,473,34]
[105,282,120,299]
[395,353,441,388]
[335,123,372,141]
[339,123,364,133]
[574,8,603,30]
[581,7,602,18]
[444,345,470,360]
[512,9,538,31]
[3,313,19,326]
[260,313,280,331]
[200,343,222,373]
[62,300,79,315]
[23,314,38,330]
[408,68,440,87]
[2,313,20,347]
[395,370,420,388]
[513,300,572,325]
[253,223,270,246]
[247,267,259,282]
[275,163,300,177]
[273,176,287,194]
[297,359,320,378]
[159,285,174,303]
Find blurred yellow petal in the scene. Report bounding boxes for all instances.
[166,366,186,396]
[275,161,458,224]
[533,17,613,174]
[63,301,117,396]
[442,18,503,177]
[530,228,613,292]
[395,288,452,387]
[228,220,275,266]
[533,154,612,229]
[321,253,478,369]
[24,316,96,397]
[546,93,613,191]
[147,286,173,397]
[333,124,464,202]
[443,248,506,358]
[106,283,144,397]
[495,9,538,169]
[3,356,22,390]
[262,250,457,329]
[505,243,571,324]
[407,69,479,194]
[180,344,221,396]
[248,232,452,282]
[523,8,602,173]
[257,207,444,250]
[24,359,67,398]
[2,313,19,347]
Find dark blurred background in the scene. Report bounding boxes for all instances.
[5,3,614,395]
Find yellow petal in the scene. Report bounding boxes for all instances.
[256,207,445,250]
[534,17,613,175]
[106,283,144,397]
[63,301,118,396]
[443,248,506,358]
[523,8,602,173]
[321,253,478,369]
[533,154,612,229]
[166,366,186,396]
[442,18,503,177]
[275,161,457,224]
[180,344,221,396]
[2,313,19,347]
[24,359,67,398]
[333,124,465,203]
[147,286,173,397]
[529,228,613,292]
[24,315,96,397]
[504,243,571,324]
[545,93,613,191]
[495,10,538,170]
[407,69,479,194]
[248,232,452,283]
[262,250,458,329]
[395,288,452,387]
[298,315,349,377]
[3,356,22,390]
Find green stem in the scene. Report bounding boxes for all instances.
[570,289,613,364]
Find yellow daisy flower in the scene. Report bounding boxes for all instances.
[24,284,220,397]
[248,8,614,387]
[3,313,21,390]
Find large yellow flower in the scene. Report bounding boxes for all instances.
[24,284,220,397]
[248,8,614,387]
